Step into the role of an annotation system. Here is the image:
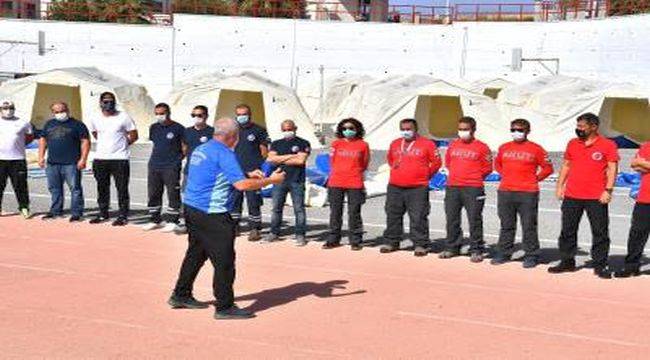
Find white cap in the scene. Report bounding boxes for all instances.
[0,99,14,108]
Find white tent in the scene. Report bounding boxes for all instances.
[497,75,650,150]
[167,72,322,148]
[0,67,155,135]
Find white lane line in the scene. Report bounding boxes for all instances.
[0,262,77,275]
[397,311,644,348]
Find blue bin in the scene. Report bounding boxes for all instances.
[429,172,447,191]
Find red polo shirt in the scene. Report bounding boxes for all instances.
[636,142,650,204]
[327,138,370,189]
[495,140,554,192]
[387,136,441,187]
[564,136,619,200]
[445,138,493,187]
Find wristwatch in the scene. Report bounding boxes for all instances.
[605,188,613,193]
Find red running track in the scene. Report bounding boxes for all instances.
[0,216,649,359]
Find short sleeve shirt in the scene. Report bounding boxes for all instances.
[183,140,246,214]
[564,136,619,200]
[183,125,215,173]
[148,121,185,169]
[42,118,89,165]
[234,123,270,173]
[0,116,33,160]
[89,111,137,160]
[636,142,650,204]
[269,136,311,184]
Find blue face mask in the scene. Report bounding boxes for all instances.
[342,129,357,138]
[236,115,249,125]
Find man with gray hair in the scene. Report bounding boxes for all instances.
[169,117,285,320]
[0,100,33,218]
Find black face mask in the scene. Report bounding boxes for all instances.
[101,101,116,112]
[575,129,588,139]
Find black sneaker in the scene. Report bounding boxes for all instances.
[168,295,209,309]
[112,217,128,227]
[490,252,510,265]
[548,259,577,274]
[438,250,460,259]
[470,252,484,263]
[522,256,538,269]
[89,214,109,224]
[414,246,428,257]
[322,242,341,250]
[379,243,399,253]
[614,267,641,278]
[594,266,612,279]
[248,229,261,242]
[69,215,83,222]
[350,244,363,251]
[214,305,255,320]
[42,213,59,220]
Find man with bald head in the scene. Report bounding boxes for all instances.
[264,119,311,245]
[38,102,90,221]
[169,117,285,320]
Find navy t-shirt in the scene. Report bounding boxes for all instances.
[183,125,214,173]
[42,118,89,165]
[235,123,270,173]
[270,136,311,184]
[148,121,185,169]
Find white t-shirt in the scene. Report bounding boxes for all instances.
[0,117,33,160]
[89,111,137,160]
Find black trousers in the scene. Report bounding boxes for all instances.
[231,190,263,230]
[445,186,485,252]
[173,206,237,311]
[327,187,365,245]
[624,203,650,268]
[383,184,430,248]
[558,198,610,267]
[92,159,130,218]
[497,191,540,257]
[147,166,181,223]
[0,160,29,211]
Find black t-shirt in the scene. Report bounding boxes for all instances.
[269,136,311,184]
[183,125,214,173]
[42,118,89,165]
[235,123,270,172]
[148,121,185,169]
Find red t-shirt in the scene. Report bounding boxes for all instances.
[445,138,493,187]
[387,136,441,187]
[327,138,370,189]
[636,142,650,204]
[495,140,554,192]
[564,136,619,200]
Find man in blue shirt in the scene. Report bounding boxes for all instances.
[181,105,214,190]
[232,104,270,241]
[265,120,311,245]
[37,102,90,222]
[169,117,285,320]
[143,103,185,232]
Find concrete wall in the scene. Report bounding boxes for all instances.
[0,13,649,101]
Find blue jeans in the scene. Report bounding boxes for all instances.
[46,164,84,217]
[270,182,306,236]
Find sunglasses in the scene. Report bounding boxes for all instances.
[510,128,526,133]
[190,114,204,118]
[342,126,356,130]
[1,107,15,110]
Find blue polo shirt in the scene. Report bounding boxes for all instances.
[183,125,214,173]
[148,121,185,169]
[235,122,269,173]
[183,140,246,214]
[42,118,89,165]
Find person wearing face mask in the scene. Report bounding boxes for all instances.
[182,105,214,190]
[88,92,139,226]
[0,100,34,219]
[38,102,90,222]
[264,120,311,245]
[231,104,270,241]
[491,119,553,268]
[549,113,619,279]
[169,117,286,320]
[440,116,492,262]
[143,103,186,232]
[323,118,370,250]
[379,118,441,257]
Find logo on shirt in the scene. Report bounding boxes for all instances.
[200,136,208,143]
[291,145,300,153]
[166,132,175,140]
[502,151,535,162]
[190,150,207,166]
[247,134,256,142]
[449,149,479,160]
[592,151,603,161]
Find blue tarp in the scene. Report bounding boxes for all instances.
[616,172,642,188]
[610,136,640,149]
[429,173,447,190]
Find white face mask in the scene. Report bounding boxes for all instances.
[193,116,205,126]
[511,131,526,142]
[236,115,250,125]
[155,114,167,123]
[282,130,295,139]
[458,130,472,140]
[54,112,68,122]
[400,130,415,140]
[1,109,14,119]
